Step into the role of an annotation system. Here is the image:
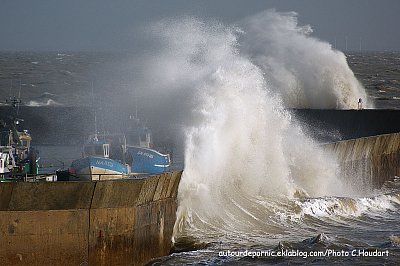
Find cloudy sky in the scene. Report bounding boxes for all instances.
[1,0,399,52]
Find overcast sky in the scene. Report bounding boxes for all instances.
[1,0,399,52]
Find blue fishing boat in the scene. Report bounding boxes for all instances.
[70,134,129,180]
[124,119,171,174]
[68,82,132,181]
[69,98,170,179]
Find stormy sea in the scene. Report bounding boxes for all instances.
[1,10,400,265]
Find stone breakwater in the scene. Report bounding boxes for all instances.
[324,133,400,188]
[0,171,182,265]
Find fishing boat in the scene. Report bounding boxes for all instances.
[0,97,38,179]
[124,118,171,174]
[67,81,170,179]
[68,118,170,180]
[67,82,131,181]
[69,134,129,180]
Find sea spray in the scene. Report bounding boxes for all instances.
[135,13,361,238]
[240,10,371,109]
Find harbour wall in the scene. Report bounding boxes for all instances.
[0,171,182,265]
[2,107,400,144]
[324,133,400,188]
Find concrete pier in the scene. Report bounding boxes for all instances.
[324,133,400,188]
[0,171,182,265]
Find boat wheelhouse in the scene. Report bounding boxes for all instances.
[70,134,129,180]
[124,119,171,174]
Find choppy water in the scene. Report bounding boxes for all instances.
[161,181,400,265]
[1,51,400,109]
[2,11,400,266]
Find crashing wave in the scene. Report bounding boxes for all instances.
[26,99,63,107]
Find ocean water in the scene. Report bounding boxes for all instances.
[1,10,400,265]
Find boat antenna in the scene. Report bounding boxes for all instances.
[9,80,13,99]
[17,80,21,116]
[91,81,98,140]
[5,80,22,120]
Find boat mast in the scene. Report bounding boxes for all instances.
[5,80,22,126]
[91,81,98,140]
[17,80,21,116]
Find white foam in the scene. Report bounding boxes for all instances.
[137,10,371,237]
[296,193,400,218]
[26,99,62,107]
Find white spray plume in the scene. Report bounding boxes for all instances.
[138,12,357,235]
[240,10,371,109]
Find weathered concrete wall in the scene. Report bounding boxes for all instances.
[0,171,182,266]
[324,133,400,188]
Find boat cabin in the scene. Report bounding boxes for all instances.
[84,143,110,158]
[0,152,10,174]
[0,129,31,163]
[83,134,125,161]
[125,126,153,148]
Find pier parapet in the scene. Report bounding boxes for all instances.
[0,171,182,265]
[324,133,400,189]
